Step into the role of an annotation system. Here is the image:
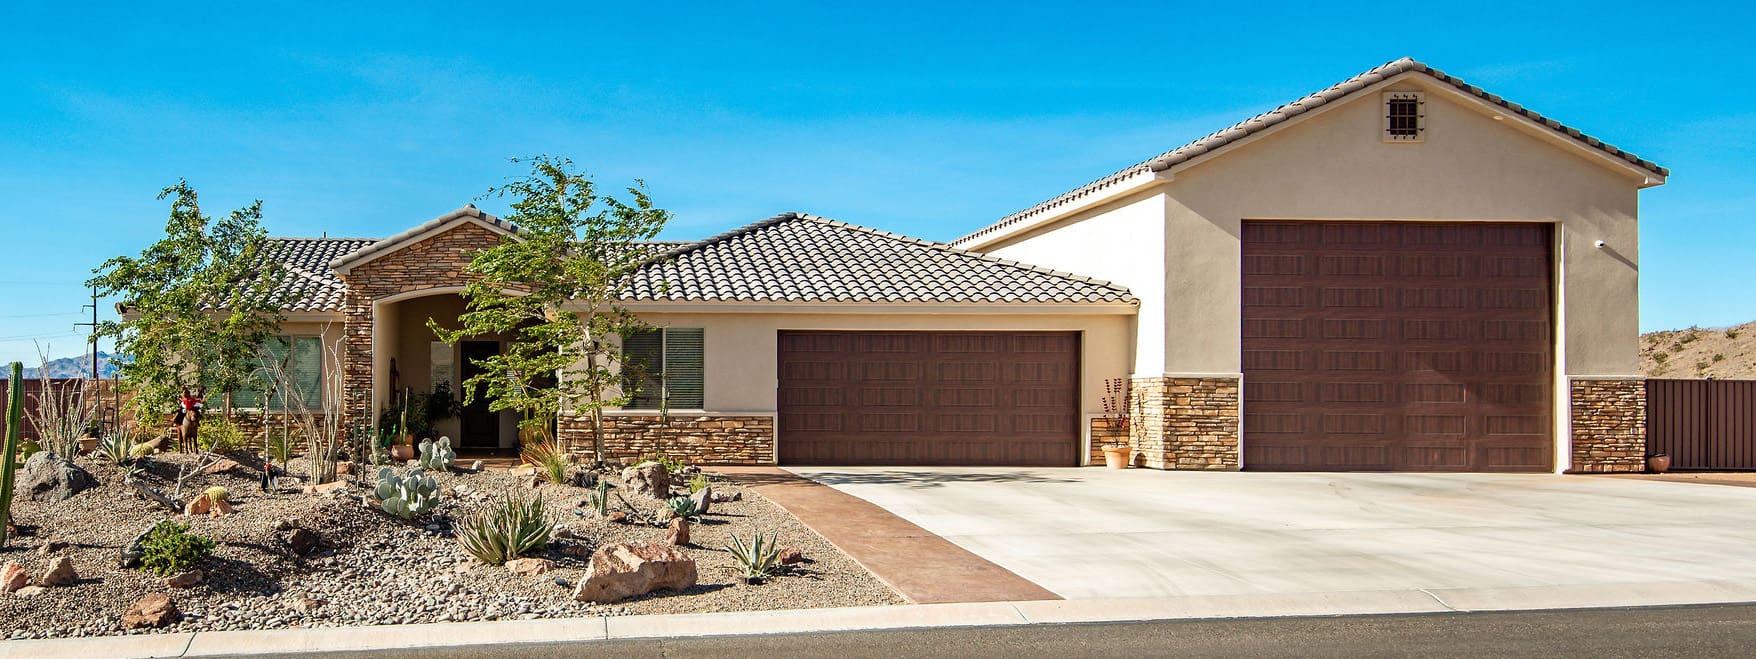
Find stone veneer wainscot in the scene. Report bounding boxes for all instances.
[558,413,776,465]
[1569,378,1647,473]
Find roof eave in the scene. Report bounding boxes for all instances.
[329,205,520,274]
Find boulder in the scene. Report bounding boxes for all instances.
[336,461,355,475]
[202,458,246,476]
[39,557,77,586]
[620,462,670,499]
[282,527,320,556]
[184,494,212,516]
[1,562,26,593]
[12,586,45,598]
[292,596,324,613]
[689,485,713,516]
[664,518,690,546]
[165,570,204,589]
[778,546,806,565]
[302,481,349,496]
[209,499,235,517]
[506,557,555,577]
[122,593,181,629]
[572,542,697,604]
[710,491,740,504]
[36,539,69,555]
[469,460,484,472]
[606,511,629,524]
[19,451,97,502]
[568,468,597,488]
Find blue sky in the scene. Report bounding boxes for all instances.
[2,2,1752,365]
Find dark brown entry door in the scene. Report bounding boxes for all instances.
[458,340,500,449]
[778,331,1080,466]
[1240,221,1554,472]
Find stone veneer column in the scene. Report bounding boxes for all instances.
[1128,376,1241,470]
[1568,378,1647,473]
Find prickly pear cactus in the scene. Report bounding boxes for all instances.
[418,436,456,471]
[374,467,439,519]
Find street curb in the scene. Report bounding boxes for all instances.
[9,580,1756,657]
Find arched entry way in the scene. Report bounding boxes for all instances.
[372,288,518,449]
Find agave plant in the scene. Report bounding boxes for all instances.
[725,530,783,583]
[458,490,553,565]
[663,495,697,521]
[95,431,139,467]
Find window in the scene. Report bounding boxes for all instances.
[235,336,323,410]
[1383,91,1424,142]
[622,328,704,409]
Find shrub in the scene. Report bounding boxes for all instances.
[688,474,710,494]
[1713,353,1726,363]
[725,530,782,582]
[1653,352,1670,364]
[139,520,216,576]
[199,418,248,453]
[266,431,295,464]
[1728,329,1742,340]
[649,453,688,475]
[522,441,568,485]
[375,467,439,519]
[458,491,553,565]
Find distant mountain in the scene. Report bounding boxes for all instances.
[20,351,126,379]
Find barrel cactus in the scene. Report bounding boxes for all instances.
[204,486,229,502]
[418,436,456,471]
[375,467,439,519]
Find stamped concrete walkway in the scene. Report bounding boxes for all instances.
[714,467,1058,604]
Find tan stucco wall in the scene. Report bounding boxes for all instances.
[978,75,1648,379]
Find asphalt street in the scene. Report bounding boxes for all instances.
[248,604,1756,658]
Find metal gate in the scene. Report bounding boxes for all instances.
[1646,379,1756,470]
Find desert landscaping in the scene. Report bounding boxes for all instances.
[0,443,900,640]
[1641,320,1756,379]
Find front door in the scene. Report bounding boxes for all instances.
[458,340,500,449]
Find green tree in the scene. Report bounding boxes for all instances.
[89,181,287,421]
[433,156,669,462]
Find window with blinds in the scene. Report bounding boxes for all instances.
[622,328,705,409]
[235,336,323,410]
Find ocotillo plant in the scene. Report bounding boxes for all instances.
[1,362,24,548]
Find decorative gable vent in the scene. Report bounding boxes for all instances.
[1383,91,1425,142]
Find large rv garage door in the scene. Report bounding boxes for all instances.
[1240,221,1554,472]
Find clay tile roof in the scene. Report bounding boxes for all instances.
[255,237,379,312]
[621,212,1137,305]
[953,57,1668,247]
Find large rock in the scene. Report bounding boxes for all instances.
[0,562,26,593]
[19,451,97,502]
[122,593,181,629]
[664,518,690,546]
[689,485,713,516]
[572,542,697,604]
[39,557,77,586]
[620,462,670,499]
[282,527,320,556]
[165,570,204,589]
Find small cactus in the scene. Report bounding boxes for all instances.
[204,486,229,503]
[375,467,440,519]
[418,436,456,471]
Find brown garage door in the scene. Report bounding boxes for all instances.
[1240,221,1554,472]
[778,331,1080,466]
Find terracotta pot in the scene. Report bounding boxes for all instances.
[78,438,99,455]
[390,445,416,462]
[1101,447,1132,469]
[1647,454,1671,474]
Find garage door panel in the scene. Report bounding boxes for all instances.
[1242,221,1553,472]
[779,331,1079,467]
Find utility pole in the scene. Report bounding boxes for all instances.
[75,286,99,380]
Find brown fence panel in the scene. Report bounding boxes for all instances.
[0,378,104,442]
[1710,380,1756,470]
[1648,379,1756,471]
[1647,379,1710,469]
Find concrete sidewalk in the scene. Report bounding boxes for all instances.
[12,579,1756,658]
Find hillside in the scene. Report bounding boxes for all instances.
[20,351,125,379]
[1641,320,1756,380]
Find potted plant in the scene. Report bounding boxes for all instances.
[1647,453,1672,474]
[1099,378,1134,469]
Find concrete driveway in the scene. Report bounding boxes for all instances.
[786,467,1756,600]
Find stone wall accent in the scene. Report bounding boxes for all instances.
[1089,417,1127,465]
[338,222,507,432]
[558,413,775,465]
[1128,376,1241,470]
[1569,378,1646,473]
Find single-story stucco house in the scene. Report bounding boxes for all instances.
[221,57,1666,473]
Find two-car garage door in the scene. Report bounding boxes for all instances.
[1240,221,1555,472]
[777,331,1080,466]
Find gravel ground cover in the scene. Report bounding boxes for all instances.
[0,452,901,639]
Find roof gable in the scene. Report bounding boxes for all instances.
[953,57,1667,247]
[621,213,1136,305]
[329,204,520,274]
